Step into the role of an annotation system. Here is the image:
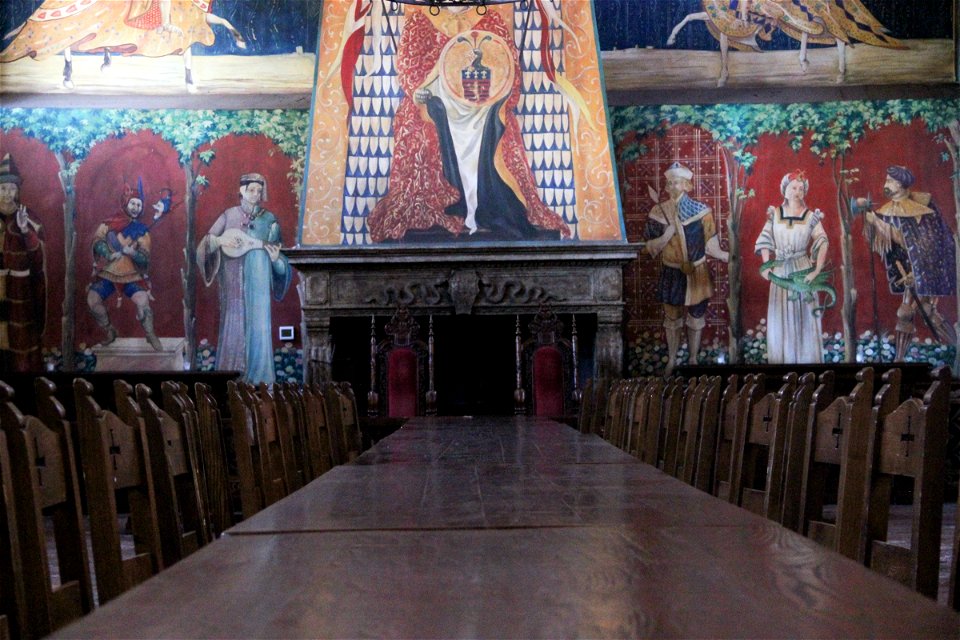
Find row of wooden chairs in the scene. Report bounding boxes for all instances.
[227,381,363,518]
[0,376,363,639]
[582,367,959,608]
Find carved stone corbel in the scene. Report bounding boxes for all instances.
[447,270,480,315]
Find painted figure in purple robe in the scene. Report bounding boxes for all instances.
[858,165,957,360]
[644,161,729,374]
[196,173,290,383]
[755,170,828,364]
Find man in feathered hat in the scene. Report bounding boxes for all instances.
[86,178,163,351]
[645,162,729,374]
[858,165,957,360]
[196,172,291,384]
[0,153,46,371]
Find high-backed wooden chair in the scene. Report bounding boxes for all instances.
[368,306,437,418]
[226,381,278,517]
[166,382,231,537]
[601,379,628,445]
[0,427,26,640]
[716,374,766,504]
[0,380,92,638]
[588,377,612,438]
[732,374,797,517]
[713,374,742,501]
[189,382,234,537]
[136,383,209,566]
[257,383,302,493]
[514,307,579,418]
[274,384,312,483]
[301,384,333,477]
[619,378,643,455]
[777,372,817,531]
[637,377,666,465]
[321,383,348,467]
[655,377,683,474]
[674,377,706,483]
[243,382,290,503]
[73,377,163,605]
[798,368,876,560]
[338,382,364,460]
[691,376,722,493]
[864,368,948,599]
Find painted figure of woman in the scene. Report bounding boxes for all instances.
[755,170,828,363]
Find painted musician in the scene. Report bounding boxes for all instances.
[87,180,163,351]
[196,173,290,384]
[0,153,46,372]
[645,162,729,374]
[857,165,957,360]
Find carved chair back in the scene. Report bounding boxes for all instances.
[73,377,163,605]
[0,380,92,638]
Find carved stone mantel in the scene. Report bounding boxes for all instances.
[286,243,639,383]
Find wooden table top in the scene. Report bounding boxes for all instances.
[52,416,960,639]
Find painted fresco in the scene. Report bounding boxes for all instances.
[302,0,622,245]
[0,0,319,94]
[0,108,308,382]
[598,1,955,89]
[612,99,960,375]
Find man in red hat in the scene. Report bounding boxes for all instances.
[86,180,162,351]
[0,153,46,372]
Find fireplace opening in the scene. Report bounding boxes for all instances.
[330,313,596,417]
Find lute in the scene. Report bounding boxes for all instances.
[217,227,279,258]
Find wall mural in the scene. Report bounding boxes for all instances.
[0,0,319,94]
[302,0,623,245]
[597,0,955,89]
[613,99,960,375]
[0,108,308,382]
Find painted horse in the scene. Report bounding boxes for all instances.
[666,0,905,86]
[1,0,246,92]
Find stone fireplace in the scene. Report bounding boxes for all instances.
[286,243,637,385]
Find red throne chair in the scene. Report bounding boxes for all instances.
[514,306,580,418]
[367,306,436,418]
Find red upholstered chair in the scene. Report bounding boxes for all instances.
[368,305,436,418]
[514,306,579,418]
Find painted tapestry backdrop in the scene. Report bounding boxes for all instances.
[0,109,308,380]
[302,0,623,245]
[614,100,960,375]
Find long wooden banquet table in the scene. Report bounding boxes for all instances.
[53,416,960,638]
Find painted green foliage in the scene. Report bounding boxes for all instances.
[612,98,960,368]
[0,107,309,371]
[0,108,310,192]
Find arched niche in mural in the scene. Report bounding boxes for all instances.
[739,119,957,366]
[72,131,186,355]
[192,133,302,380]
[0,129,65,368]
[620,123,732,374]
